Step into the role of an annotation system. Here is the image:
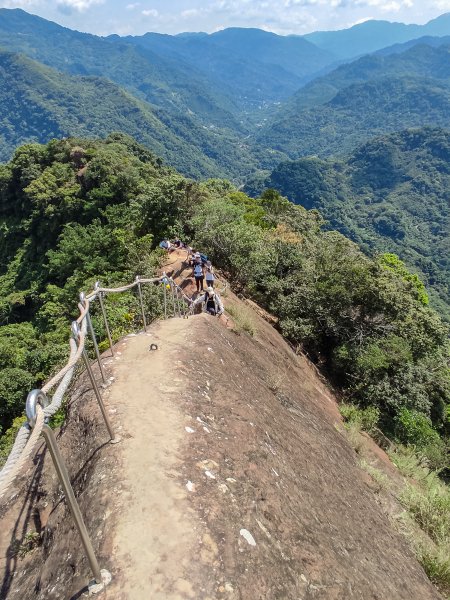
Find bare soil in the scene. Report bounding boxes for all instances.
[0,256,443,599]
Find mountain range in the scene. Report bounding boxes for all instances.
[0,8,449,320]
[256,43,450,159]
[304,12,450,59]
[246,128,450,318]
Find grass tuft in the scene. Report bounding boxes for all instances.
[226,304,257,337]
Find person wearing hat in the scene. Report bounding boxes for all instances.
[193,256,204,292]
[192,286,224,316]
[205,260,215,288]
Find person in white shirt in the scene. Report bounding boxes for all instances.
[192,287,224,316]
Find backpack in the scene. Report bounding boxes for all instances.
[194,263,203,276]
[200,253,208,265]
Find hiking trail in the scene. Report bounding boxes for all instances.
[0,251,444,599]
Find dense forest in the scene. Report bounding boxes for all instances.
[0,136,448,478]
[256,44,450,158]
[245,128,450,320]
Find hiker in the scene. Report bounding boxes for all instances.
[159,238,172,251]
[188,249,199,267]
[172,238,184,248]
[205,261,215,288]
[193,259,204,292]
[192,286,224,316]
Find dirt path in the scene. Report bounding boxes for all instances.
[102,318,203,599]
[1,303,442,599]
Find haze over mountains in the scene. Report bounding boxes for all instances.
[0,8,449,315]
[304,12,450,58]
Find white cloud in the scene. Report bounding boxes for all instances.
[141,7,158,17]
[57,0,103,13]
[181,8,200,18]
[0,0,40,6]
[0,0,444,37]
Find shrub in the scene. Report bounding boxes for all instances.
[394,408,446,471]
[395,408,441,448]
[339,403,380,435]
[0,416,27,467]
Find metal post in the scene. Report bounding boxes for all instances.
[136,276,147,332]
[170,280,177,318]
[174,285,182,318]
[176,286,183,318]
[42,424,103,582]
[95,282,114,356]
[71,322,117,443]
[82,350,117,442]
[80,293,106,384]
[163,273,168,320]
[26,390,105,587]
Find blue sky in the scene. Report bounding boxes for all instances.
[0,0,449,36]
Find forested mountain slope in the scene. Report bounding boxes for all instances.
[375,35,450,57]
[0,9,239,130]
[257,44,450,158]
[119,27,336,112]
[0,136,448,471]
[304,12,450,59]
[248,128,450,319]
[0,7,288,180]
[0,50,267,178]
[280,42,450,111]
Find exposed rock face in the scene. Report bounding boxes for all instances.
[0,289,443,599]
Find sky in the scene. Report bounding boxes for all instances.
[0,0,449,37]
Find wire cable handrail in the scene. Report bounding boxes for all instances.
[0,272,190,500]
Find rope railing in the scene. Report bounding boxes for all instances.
[0,270,191,591]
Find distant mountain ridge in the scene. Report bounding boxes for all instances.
[304,12,450,59]
[116,27,337,113]
[0,8,241,130]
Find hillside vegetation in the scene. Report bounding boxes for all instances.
[0,9,288,180]
[0,137,448,478]
[0,50,261,179]
[248,128,450,320]
[257,43,450,158]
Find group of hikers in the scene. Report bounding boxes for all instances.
[159,239,224,317]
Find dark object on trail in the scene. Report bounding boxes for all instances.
[149,344,158,351]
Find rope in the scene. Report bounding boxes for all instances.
[42,306,89,394]
[168,278,192,305]
[0,257,222,501]
[0,405,45,500]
